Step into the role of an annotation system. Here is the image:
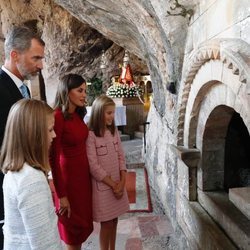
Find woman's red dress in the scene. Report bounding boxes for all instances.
[50,109,93,245]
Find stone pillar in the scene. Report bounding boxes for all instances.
[171,145,200,201]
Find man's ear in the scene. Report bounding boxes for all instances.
[10,50,18,61]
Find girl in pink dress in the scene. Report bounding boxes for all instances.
[86,95,129,250]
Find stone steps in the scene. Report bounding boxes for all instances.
[118,129,130,141]
[134,131,143,139]
[229,187,250,220]
[177,190,237,250]
[134,124,145,139]
[198,190,250,249]
[120,133,130,141]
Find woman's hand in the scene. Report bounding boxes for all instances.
[59,196,71,218]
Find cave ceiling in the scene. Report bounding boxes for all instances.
[0,0,195,115]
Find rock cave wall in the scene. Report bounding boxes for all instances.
[0,0,149,104]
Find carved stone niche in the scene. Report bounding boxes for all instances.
[171,145,200,201]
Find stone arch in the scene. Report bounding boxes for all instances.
[177,38,250,146]
[174,40,250,250]
[184,60,249,149]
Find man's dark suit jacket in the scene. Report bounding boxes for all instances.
[0,68,24,221]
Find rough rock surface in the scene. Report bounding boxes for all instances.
[0,0,149,83]
[55,0,195,114]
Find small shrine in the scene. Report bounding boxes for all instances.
[106,50,143,100]
[106,50,152,138]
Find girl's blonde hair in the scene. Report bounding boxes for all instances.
[0,99,54,174]
[88,95,116,137]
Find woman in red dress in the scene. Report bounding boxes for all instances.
[50,74,93,250]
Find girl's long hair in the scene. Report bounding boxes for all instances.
[0,99,54,174]
[54,74,87,119]
[88,95,115,137]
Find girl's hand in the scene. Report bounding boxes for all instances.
[115,180,125,194]
[114,191,123,199]
[113,187,123,199]
[113,181,124,199]
[113,170,127,199]
[102,175,124,199]
[59,196,71,218]
[102,175,117,190]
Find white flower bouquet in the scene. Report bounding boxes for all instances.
[106,83,143,98]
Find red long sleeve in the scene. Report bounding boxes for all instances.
[49,110,67,198]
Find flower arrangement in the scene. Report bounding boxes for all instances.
[106,83,143,98]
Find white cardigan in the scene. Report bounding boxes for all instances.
[3,163,62,250]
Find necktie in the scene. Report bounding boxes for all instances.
[20,84,30,99]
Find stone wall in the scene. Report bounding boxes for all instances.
[169,0,250,248]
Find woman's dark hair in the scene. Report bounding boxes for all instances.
[54,74,87,119]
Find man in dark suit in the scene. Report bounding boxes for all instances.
[0,25,45,248]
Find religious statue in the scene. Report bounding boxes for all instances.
[118,50,134,85]
[106,49,143,99]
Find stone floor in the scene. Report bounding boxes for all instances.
[122,138,145,167]
[82,212,177,250]
[80,139,179,250]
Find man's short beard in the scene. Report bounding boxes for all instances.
[17,64,39,80]
[23,72,39,80]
